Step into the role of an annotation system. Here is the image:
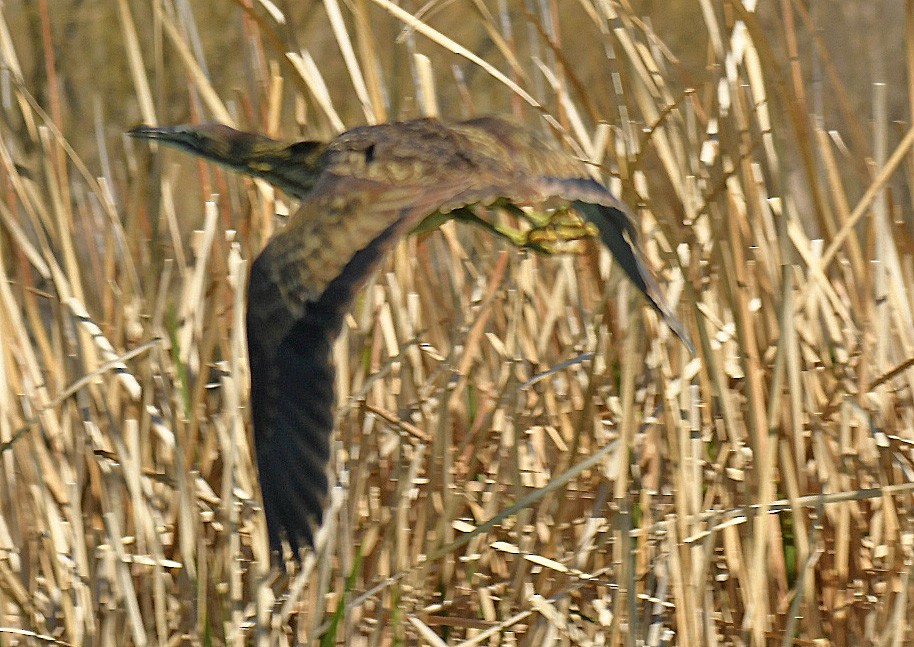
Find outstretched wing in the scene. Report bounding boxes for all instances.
[446,116,693,351]
[247,174,466,557]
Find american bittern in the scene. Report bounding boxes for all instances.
[130,116,691,560]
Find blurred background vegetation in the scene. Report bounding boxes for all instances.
[1,1,914,645]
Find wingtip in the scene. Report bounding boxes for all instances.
[659,307,696,356]
[572,200,695,354]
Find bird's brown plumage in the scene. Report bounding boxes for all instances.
[130,115,691,560]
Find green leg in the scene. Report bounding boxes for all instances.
[414,205,599,255]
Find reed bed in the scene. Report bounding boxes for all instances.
[0,1,913,644]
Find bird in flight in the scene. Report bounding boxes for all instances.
[130,115,692,562]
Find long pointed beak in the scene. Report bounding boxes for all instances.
[128,124,185,141]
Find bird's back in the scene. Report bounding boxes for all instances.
[315,116,587,192]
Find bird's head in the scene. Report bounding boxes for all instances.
[129,123,252,161]
[128,123,326,198]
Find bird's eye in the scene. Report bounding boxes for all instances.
[176,129,200,144]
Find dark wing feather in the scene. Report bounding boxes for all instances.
[247,173,456,558]
[247,212,408,555]
[448,176,692,351]
[441,118,694,351]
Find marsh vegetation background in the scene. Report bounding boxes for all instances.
[1,1,913,644]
